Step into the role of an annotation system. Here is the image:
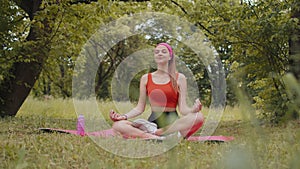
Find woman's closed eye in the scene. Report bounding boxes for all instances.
[154,49,168,54]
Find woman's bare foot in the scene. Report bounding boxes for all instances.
[141,132,162,139]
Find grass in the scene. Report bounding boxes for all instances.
[1,97,300,169]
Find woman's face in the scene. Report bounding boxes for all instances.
[154,45,171,64]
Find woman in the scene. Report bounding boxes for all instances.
[110,42,204,139]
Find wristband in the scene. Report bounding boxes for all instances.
[123,114,128,120]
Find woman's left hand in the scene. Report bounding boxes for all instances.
[109,110,127,121]
[192,98,202,113]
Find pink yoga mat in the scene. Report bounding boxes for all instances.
[39,128,234,142]
[39,128,116,137]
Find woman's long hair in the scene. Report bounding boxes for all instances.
[168,53,179,94]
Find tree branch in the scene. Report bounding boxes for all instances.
[169,0,214,36]
[170,0,188,14]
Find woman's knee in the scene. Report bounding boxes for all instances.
[187,112,204,124]
[112,120,127,131]
[195,112,204,124]
[184,113,204,138]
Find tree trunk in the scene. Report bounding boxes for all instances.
[0,0,47,117]
[287,2,300,119]
[289,4,300,81]
[0,62,46,116]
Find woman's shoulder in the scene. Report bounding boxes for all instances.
[141,73,151,79]
[177,72,186,80]
[140,73,150,84]
[176,73,187,87]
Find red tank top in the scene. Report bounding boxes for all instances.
[146,73,179,108]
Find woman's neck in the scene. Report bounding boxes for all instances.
[156,64,168,74]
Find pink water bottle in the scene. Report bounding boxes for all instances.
[77,114,85,136]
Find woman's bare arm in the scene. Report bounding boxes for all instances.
[177,73,202,116]
[123,74,148,119]
[109,74,148,121]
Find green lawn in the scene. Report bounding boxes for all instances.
[1,97,300,169]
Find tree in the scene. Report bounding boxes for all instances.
[173,0,297,122]
[285,1,300,119]
[0,0,149,117]
[289,1,300,81]
[0,0,50,117]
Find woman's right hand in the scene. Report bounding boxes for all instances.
[109,110,127,121]
[192,98,202,113]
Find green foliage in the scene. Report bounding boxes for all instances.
[32,1,113,98]
[194,0,297,122]
[30,0,300,123]
[32,0,150,99]
[0,0,30,81]
[1,0,299,122]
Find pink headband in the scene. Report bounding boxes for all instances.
[157,43,173,58]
